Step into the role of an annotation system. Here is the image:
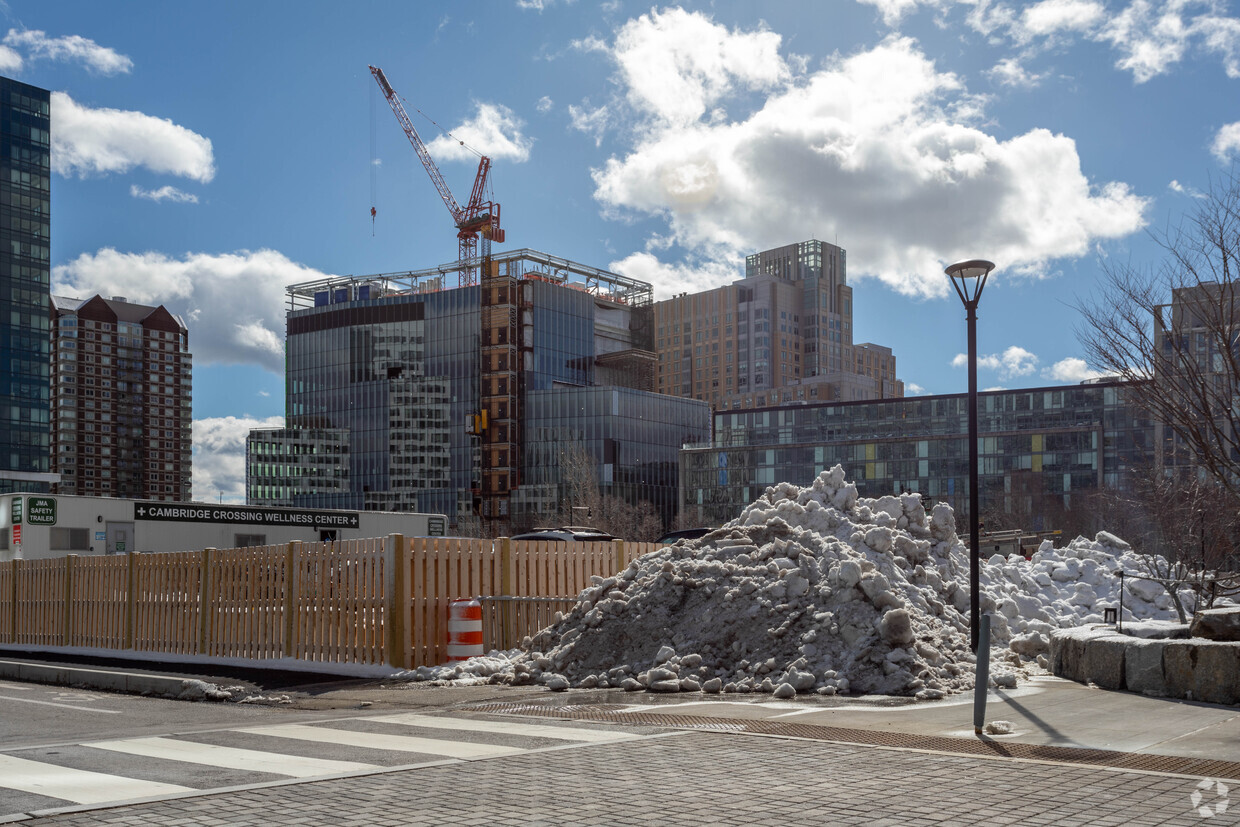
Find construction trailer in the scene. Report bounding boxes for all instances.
[0,493,447,562]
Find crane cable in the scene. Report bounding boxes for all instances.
[370,79,378,235]
[410,101,486,159]
[408,98,496,202]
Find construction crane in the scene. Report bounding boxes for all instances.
[369,65,504,287]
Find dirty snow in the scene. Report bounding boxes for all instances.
[403,466,1193,698]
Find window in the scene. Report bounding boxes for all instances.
[234,534,267,548]
[50,527,91,550]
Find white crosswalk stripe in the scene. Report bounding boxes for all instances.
[363,712,640,743]
[87,736,378,777]
[0,713,646,818]
[235,723,527,758]
[0,753,193,805]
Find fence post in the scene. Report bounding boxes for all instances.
[9,559,17,644]
[63,554,77,646]
[198,548,214,656]
[615,539,627,574]
[284,541,298,660]
[125,551,138,650]
[385,534,408,670]
[499,537,513,649]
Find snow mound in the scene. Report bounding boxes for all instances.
[980,531,1196,658]
[404,466,1194,698]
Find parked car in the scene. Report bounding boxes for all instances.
[656,527,716,544]
[510,526,616,542]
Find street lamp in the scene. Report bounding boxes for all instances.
[947,259,995,653]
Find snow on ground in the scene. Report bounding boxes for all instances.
[402,466,1192,698]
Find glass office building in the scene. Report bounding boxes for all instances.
[680,381,1152,529]
[250,250,711,528]
[0,77,53,494]
[518,386,712,524]
[276,284,471,516]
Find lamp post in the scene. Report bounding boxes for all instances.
[947,259,995,654]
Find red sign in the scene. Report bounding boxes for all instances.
[12,524,20,544]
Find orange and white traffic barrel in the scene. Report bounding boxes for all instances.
[447,598,484,662]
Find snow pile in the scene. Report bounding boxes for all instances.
[412,466,978,698]
[405,466,1192,698]
[981,532,1195,659]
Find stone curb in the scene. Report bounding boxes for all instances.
[1050,627,1240,704]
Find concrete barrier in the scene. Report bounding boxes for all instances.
[1050,627,1240,705]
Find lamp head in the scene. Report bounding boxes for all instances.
[945,259,994,306]
[945,260,995,282]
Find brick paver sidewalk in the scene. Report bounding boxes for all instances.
[27,731,1225,826]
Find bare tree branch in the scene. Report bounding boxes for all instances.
[1075,171,1240,497]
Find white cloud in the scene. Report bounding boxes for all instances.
[611,7,790,126]
[425,102,533,163]
[610,248,741,298]
[1211,121,1240,161]
[1099,1,1191,82]
[572,35,610,54]
[536,95,554,113]
[568,103,610,146]
[905,382,928,395]
[52,248,331,373]
[952,345,1040,378]
[193,416,284,504]
[857,0,932,27]
[1168,178,1205,197]
[516,0,578,10]
[863,1,1240,83]
[1042,356,1107,382]
[0,44,21,73]
[988,56,1047,87]
[1018,0,1106,40]
[52,91,215,182]
[130,184,199,203]
[3,29,132,74]
[587,16,1147,298]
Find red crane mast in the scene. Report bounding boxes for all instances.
[369,65,504,287]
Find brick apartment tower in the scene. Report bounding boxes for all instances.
[653,239,902,410]
[51,295,192,500]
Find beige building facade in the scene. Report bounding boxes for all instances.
[653,240,902,411]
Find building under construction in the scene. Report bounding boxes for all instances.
[247,249,710,531]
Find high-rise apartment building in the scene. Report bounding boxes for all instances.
[653,240,902,410]
[0,77,53,494]
[248,249,710,530]
[50,295,193,500]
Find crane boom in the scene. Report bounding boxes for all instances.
[369,64,503,288]
[369,65,464,222]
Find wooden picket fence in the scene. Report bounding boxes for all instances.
[0,535,657,669]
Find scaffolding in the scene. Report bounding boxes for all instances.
[286,248,653,312]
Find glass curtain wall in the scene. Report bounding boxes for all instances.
[0,78,51,493]
[683,382,1150,527]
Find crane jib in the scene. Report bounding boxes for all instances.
[368,63,504,287]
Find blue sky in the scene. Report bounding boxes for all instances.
[8,0,1240,501]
